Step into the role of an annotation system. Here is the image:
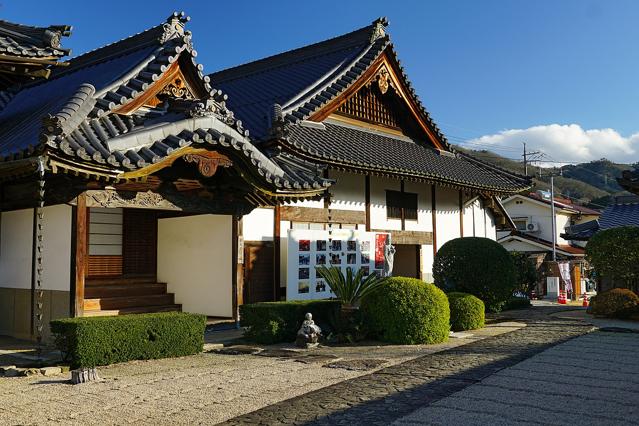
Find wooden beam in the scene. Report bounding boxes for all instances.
[431,185,437,257]
[231,216,244,321]
[365,175,371,231]
[371,229,433,245]
[273,204,281,301]
[74,193,87,317]
[459,190,464,238]
[280,206,366,225]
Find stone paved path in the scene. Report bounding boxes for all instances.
[223,310,594,425]
[394,330,639,426]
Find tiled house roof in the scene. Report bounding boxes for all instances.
[210,18,531,194]
[0,20,71,59]
[0,13,329,195]
[599,201,639,229]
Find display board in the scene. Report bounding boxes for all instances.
[286,229,390,301]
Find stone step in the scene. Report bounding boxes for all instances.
[82,304,182,317]
[85,283,167,298]
[84,293,175,311]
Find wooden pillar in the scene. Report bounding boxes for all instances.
[273,204,281,301]
[459,191,464,238]
[231,215,244,321]
[431,185,437,257]
[365,175,371,231]
[400,179,406,231]
[73,193,87,317]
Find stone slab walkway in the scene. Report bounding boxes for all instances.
[0,321,522,425]
[222,311,593,425]
[394,330,639,426]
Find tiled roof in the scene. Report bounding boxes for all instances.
[522,193,601,215]
[599,202,639,229]
[499,231,585,256]
[0,12,329,194]
[561,220,599,241]
[283,120,530,192]
[209,18,448,146]
[209,18,531,193]
[0,20,71,59]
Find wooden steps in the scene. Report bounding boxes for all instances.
[83,277,181,317]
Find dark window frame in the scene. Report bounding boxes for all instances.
[386,190,418,221]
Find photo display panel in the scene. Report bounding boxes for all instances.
[287,229,391,301]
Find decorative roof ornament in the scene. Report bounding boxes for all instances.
[370,17,389,43]
[159,11,190,44]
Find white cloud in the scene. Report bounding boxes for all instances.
[467,124,639,165]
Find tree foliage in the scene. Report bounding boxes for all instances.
[586,226,639,292]
[433,237,517,312]
[315,266,387,307]
[510,251,538,294]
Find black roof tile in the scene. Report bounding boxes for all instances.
[0,20,71,59]
[285,120,530,193]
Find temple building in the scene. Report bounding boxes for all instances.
[0,13,328,340]
[209,18,531,303]
[0,13,531,341]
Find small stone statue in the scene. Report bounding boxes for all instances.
[295,313,322,348]
[384,242,396,277]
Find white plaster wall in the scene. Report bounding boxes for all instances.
[0,209,33,289]
[42,205,72,291]
[328,170,365,212]
[421,244,434,282]
[404,181,433,232]
[370,176,401,230]
[157,214,232,317]
[500,239,542,253]
[242,208,274,242]
[486,209,497,240]
[435,187,461,250]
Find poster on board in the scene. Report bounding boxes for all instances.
[286,229,391,301]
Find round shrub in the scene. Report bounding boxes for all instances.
[447,292,485,331]
[433,237,517,313]
[586,226,639,292]
[589,288,639,319]
[362,277,449,344]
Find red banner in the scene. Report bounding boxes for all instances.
[374,233,388,270]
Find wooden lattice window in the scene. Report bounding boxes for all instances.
[386,190,418,220]
[336,85,400,128]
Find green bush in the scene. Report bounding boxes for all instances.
[586,226,639,292]
[502,296,532,311]
[240,300,341,344]
[362,277,449,344]
[589,288,639,318]
[511,251,538,294]
[50,312,205,368]
[447,292,485,331]
[433,237,517,312]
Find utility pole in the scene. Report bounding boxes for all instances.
[550,175,557,262]
[522,142,542,176]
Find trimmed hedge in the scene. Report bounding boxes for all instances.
[448,292,485,331]
[433,237,517,313]
[590,289,639,319]
[362,277,450,345]
[50,312,205,368]
[240,300,341,344]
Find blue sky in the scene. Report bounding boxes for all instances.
[5,0,639,163]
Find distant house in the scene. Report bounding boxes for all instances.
[210,18,531,302]
[562,195,639,239]
[497,192,600,296]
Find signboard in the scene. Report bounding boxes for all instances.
[286,229,391,301]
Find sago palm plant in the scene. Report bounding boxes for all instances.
[315,265,387,308]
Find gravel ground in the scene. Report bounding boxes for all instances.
[0,322,523,425]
